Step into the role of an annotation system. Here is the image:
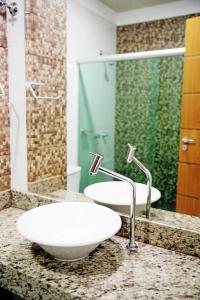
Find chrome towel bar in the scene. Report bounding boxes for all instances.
[26,81,60,100]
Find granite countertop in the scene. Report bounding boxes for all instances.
[0,207,200,300]
[141,208,200,233]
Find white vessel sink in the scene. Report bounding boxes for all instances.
[17,202,121,261]
[84,182,161,216]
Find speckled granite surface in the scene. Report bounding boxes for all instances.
[0,208,200,300]
[119,216,200,258]
[141,208,200,232]
[11,190,92,211]
[0,190,11,211]
[10,190,200,258]
[28,175,63,194]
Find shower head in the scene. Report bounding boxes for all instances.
[89,152,104,176]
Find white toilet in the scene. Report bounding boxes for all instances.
[67,165,81,192]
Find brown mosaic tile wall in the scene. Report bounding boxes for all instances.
[0,13,10,191]
[25,0,67,190]
[117,15,200,53]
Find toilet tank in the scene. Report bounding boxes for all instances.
[67,165,81,192]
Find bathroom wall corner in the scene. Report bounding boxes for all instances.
[7,0,28,191]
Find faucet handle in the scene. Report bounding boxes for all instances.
[127,144,136,163]
[89,152,104,176]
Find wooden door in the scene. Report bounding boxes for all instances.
[176,17,200,216]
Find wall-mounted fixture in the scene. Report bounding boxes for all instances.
[89,152,138,252]
[126,144,152,219]
[26,82,60,100]
[0,0,18,16]
[0,83,5,96]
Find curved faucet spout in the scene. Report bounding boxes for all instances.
[127,144,152,219]
[89,152,138,252]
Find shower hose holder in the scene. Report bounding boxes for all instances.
[0,0,18,16]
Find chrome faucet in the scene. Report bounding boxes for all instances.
[89,152,138,252]
[126,144,152,219]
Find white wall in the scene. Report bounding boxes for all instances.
[7,0,27,191]
[116,0,200,26]
[66,0,116,166]
[76,0,116,24]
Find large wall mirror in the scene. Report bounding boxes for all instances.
[8,1,200,232]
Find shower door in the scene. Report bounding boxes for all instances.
[78,62,116,192]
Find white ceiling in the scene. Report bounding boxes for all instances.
[99,0,182,12]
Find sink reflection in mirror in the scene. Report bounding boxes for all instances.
[84,181,161,216]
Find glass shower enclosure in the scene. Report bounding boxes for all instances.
[78,62,116,191]
[78,49,183,211]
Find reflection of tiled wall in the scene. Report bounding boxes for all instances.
[153,57,183,211]
[115,59,155,181]
[0,14,10,192]
[117,15,199,53]
[115,15,195,211]
[25,0,67,191]
[115,57,183,212]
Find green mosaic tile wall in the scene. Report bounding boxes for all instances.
[115,15,200,211]
[115,59,157,183]
[153,57,183,211]
[114,56,183,211]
